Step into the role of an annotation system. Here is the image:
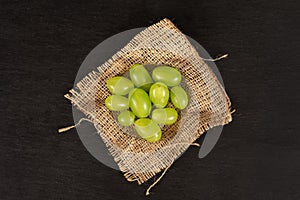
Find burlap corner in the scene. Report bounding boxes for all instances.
[65,18,232,184]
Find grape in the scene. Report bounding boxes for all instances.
[170,86,188,109]
[152,66,181,87]
[149,82,169,108]
[151,108,178,125]
[117,110,135,126]
[105,95,129,111]
[129,88,152,118]
[129,64,153,91]
[106,76,134,95]
[134,118,162,142]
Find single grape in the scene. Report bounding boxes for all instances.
[149,82,169,108]
[105,95,129,111]
[117,110,135,126]
[129,64,153,91]
[134,118,162,142]
[129,88,152,118]
[106,76,134,95]
[170,86,188,109]
[152,66,181,87]
[151,108,178,125]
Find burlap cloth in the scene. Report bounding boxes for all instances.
[64,18,232,184]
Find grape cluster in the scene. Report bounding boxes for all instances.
[105,64,188,142]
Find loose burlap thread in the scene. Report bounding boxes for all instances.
[64,19,233,185]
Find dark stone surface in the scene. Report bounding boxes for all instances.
[1,0,299,199]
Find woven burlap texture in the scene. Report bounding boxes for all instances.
[65,18,232,184]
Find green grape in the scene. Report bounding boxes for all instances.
[170,86,188,109]
[117,110,135,126]
[129,88,152,118]
[134,118,162,142]
[151,108,178,125]
[105,95,129,111]
[152,66,182,87]
[129,64,153,91]
[106,76,134,95]
[149,82,169,108]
